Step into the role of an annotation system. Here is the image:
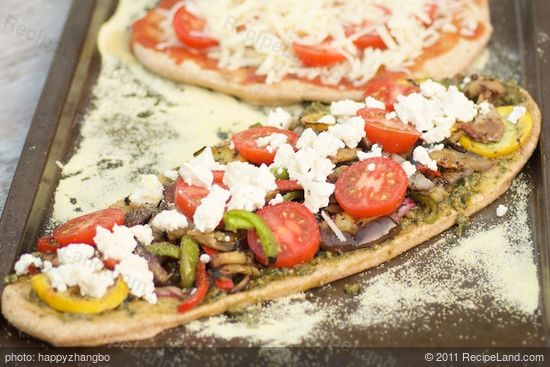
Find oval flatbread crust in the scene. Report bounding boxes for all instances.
[131,0,492,106]
[2,87,540,347]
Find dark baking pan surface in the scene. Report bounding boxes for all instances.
[0,0,549,349]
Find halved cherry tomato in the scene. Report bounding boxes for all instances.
[175,178,209,218]
[27,264,39,275]
[212,170,225,185]
[52,208,125,246]
[232,127,299,165]
[247,202,320,268]
[275,179,303,192]
[215,277,235,291]
[173,6,219,49]
[358,108,420,154]
[292,42,346,67]
[363,73,418,110]
[335,157,408,218]
[36,236,60,253]
[103,258,119,270]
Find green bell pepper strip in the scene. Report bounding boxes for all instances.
[271,167,289,180]
[145,242,180,258]
[282,191,303,202]
[223,210,279,264]
[179,236,200,289]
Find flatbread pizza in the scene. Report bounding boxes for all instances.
[2,75,541,346]
[131,0,493,106]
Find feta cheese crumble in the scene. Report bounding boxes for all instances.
[129,174,164,205]
[508,106,526,124]
[328,116,366,148]
[296,129,344,158]
[269,193,284,206]
[200,254,211,263]
[365,96,386,110]
[266,108,292,129]
[395,80,477,144]
[413,146,438,171]
[131,225,154,246]
[330,100,365,116]
[223,162,277,211]
[179,147,225,189]
[193,185,231,232]
[357,144,383,160]
[115,254,157,304]
[151,210,189,232]
[496,204,508,217]
[255,133,288,153]
[94,225,137,261]
[163,169,179,181]
[317,115,336,125]
[478,101,492,115]
[401,161,417,178]
[14,254,42,275]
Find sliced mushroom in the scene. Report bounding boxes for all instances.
[135,245,172,284]
[186,230,238,252]
[320,216,399,253]
[463,76,505,102]
[457,106,504,143]
[430,148,493,172]
[211,251,248,268]
[331,148,358,164]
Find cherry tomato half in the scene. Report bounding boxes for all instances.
[232,126,299,165]
[52,208,125,246]
[344,24,387,50]
[275,179,303,192]
[335,157,408,218]
[363,73,418,110]
[173,6,219,49]
[175,178,209,218]
[36,236,60,253]
[292,42,346,67]
[358,108,420,154]
[247,202,320,268]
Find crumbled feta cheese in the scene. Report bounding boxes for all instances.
[229,140,235,150]
[478,101,492,115]
[179,147,225,189]
[429,144,445,152]
[401,161,417,178]
[330,100,365,116]
[199,254,211,263]
[367,163,376,171]
[193,185,231,232]
[317,115,336,125]
[328,116,366,148]
[14,254,42,275]
[94,225,137,261]
[57,244,95,265]
[47,264,116,298]
[395,80,477,144]
[296,129,344,158]
[151,210,188,232]
[163,169,179,181]
[385,111,397,120]
[301,180,335,213]
[508,106,527,124]
[269,193,284,206]
[357,144,383,160]
[413,146,438,171]
[496,204,508,217]
[365,96,386,110]
[223,162,277,211]
[115,254,157,304]
[131,225,154,246]
[255,133,288,153]
[266,107,292,129]
[42,261,53,273]
[129,174,164,205]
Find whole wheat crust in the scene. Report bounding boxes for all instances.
[1,88,541,347]
[131,0,492,106]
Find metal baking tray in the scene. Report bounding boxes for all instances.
[1,0,549,350]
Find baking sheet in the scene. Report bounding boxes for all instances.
[0,0,549,348]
